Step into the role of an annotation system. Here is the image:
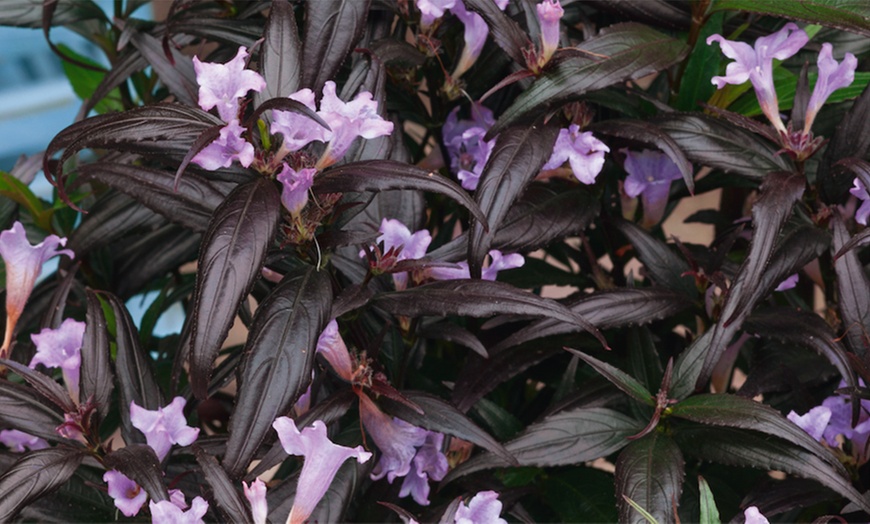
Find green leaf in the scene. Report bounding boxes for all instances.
[711,0,870,36]
[0,171,50,230]
[565,348,655,407]
[58,43,123,114]
[698,476,721,524]
[615,432,684,524]
[542,468,618,523]
[675,12,724,112]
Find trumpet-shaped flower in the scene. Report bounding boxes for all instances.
[104,470,147,517]
[29,318,86,403]
[455,491,507,524]
[543,125,610,185]
[451,1,489,79]
[191,120,255,171]
[0,429,48,452]
[443,104,497,191]
[428,250,524,281]
[272,417,371,524]
[851,178,870,225]
[149,496,208,524]
[243,478,268,524]
[804,43,857,133]
[787,405,832,441]
[399,430,449,505]
[622,149,684,226]
[743,506,769,524]
[359,393,428,483]
[130,397,200,461]
[0,221,73,355]
[707,24,808,133]
[536,0,564,65]
[317,81,394,168]
[270,88,332,153]
[418,0,456,27]
[277,165,316,217]
[193,46,266,122]
[316,320,355,381]
[370,218,432,290]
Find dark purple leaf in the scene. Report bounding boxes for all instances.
[0,0,104,27]
[0,359,74,414]
[463,0,530,65]
[129,31,197,106]
[113,224,201,298]
[616,220,696,296]
[831,212,870,355]
[419,321,487,358]
[585,0,691,30]
[38,262,78,331]
[194,446,250,522]
[171,19,262,48]
[670,330,713,401]
[190,178,281,400]
[710,0,870,36]
[76,48,148,120]
[740,478,838,521]
[615,433,684,524]
[223,266,332,479]
[308,461,369,524]
[819,84,870,202]
[103,445,168,502]
[80,291,113,419]
[563,348,655,407]
[0,447,87,521]
[468,123,559,276]
[301,0,371,92]
[68,193,164,256]
[0,381,66,443]
[754,225,829,298]
[257,0,302,104]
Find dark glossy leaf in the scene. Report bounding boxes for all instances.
[308,460,367,524]
[313,160,487,227]
[80,292,113,419]
[0,381,66,443]
[670,330,713,401]
[223,266,332,479]
[819,84,870,202]
[0,447,87,521]
[740,478,838,521]
[464,0,530,65]
[755,225,830,297]
[258,0,302,104]
[0,359,75,414]
[711,0,870,36]
[77,48,148,119]
[445,407,641,482]
[468,123,560,276]
[542,467,618,523]
[78,162,227,232]
[114,224,201,298]
[14,465,113,523]
[379,391,514,464]
[615,433,684,524]
[590,119,694,193]
[0,0,104,27]
[194,446,250,522]
[832,211,870,355]
[103,445,168,502]
[190,178,281,399]
[585,0,691,30]
[616,220,696,296]
[171,18,262,48]
[301,0,371,92]
[68,192,163,256]
[419,321,487,357]
[492,23,688,133]
[39,262,79,331]
[564,348,655,407]
[654,114,793,179]
[129,31,197,106]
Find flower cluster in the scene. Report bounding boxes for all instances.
[443,104,497,191]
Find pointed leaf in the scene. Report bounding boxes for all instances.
[698,476,721,524]
[190,177,281,399]
[819,84,870,202]
[0,381,66,443]
[615,433,684,524]
[0,359,74,414]
[301,0,371,92]
[103,445,168,502]
[308,460,367,524]
[79,290,114,418]
[710,0,870,36]
[565,348,655,407]
[129,31,197,106]
[670,330,713,401]
[616,220,696,296]
[194,446,250,522]
[0,447,87,521]
[418,321,488,357]
[257,0,302,104]
[463,0,530,65]
[832,211,870,355]
[223,266,332,478]
[68,192,163,256]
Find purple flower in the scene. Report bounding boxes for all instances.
[104,470,147,517]
[707,24,808,133]
[418,0,456,27]
[804,43,857,133]
[317,81,394,168]
[271,88,331,153]
[359,393,427,483]
[787,405,832,441]
[130,397,200,461]
[0,429,49,452]
[543,125,610,185]
[316,320,355,381]
[149,496,208,524]
[399,431,448,505]
[775,273,799,292]
[443,104,497,191]
[429,250,524,281]
[243,478,268,524]
[29,318,86,403]
[536,0,564,65]
[193,46,266,122]
[450,1,490,79]
[851,178,870,225]
[191,120,255,171]
[168,489,187,510]
[455,491,507,524]
[0,221,73,356]
[373,218,432,290]
[622,149,684,226]
[743,506,769,524]
[272,417,371,524]
[277,164,316,217]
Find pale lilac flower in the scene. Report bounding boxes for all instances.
[104,470,147,517]
[455,491,507,524]
[399,431,449,505]
[536,0,564,65]
[359,394,428,483]
[543,125,610,184]
[429,250,524,281]
[0,429,49,452]
[191,120,255,171]
[270,88,331,153]
[743,506,769,524]
[370,218,432,290]
[804,43,857,134]
[272,417,371,524]
[317,81,394,168]
[316,320,354,381]
[149,496,208,524]
[193,46,266,122]
[130,397,200,461]
[450,1,490,79]
[443,104,497,191]
[851,178,870,225]
[243,478,268,524]
[0,221,73,355]
[168,489,187,510]
[622,149,684,226]
[775,273,799,292]
[821,392,870,451]
[277,164,316,217]
[707,23,808,133]
[29,318,86,403]
[418,0,456,27]
[787,405,832,441]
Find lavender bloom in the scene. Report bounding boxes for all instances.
[168,489,187,510]
[372,218,432,290]
[130,397,200,461]
[787,405,832,441]
[418,0,456,27]
[317,81,394,168]
[193,46,265,122]
[277,164,316,217]
[804,43,857,133]
[0,429,49,452]
[743,506,770,524]
[399,431,449,505]
[774,273,799,292]
[443,105,497,191]
[316,320,355,381]
[622,149,684,226]
[271,88,332,153]
[429,250,524,281]
[29,318,86,403]
[536,0,564,65]
[149,496,208,524]
[359,393,427,483]
[243,478,268,524]
[455,491,508,524]
[0,221,73,355]
[543,125,610,185]
[450,1,490,79]
[191,120,255,171]
[851,178,870,225]
[821,392,870,452]
[272,417,371,524]
[707,24,808,133]
[104,470,147,517]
